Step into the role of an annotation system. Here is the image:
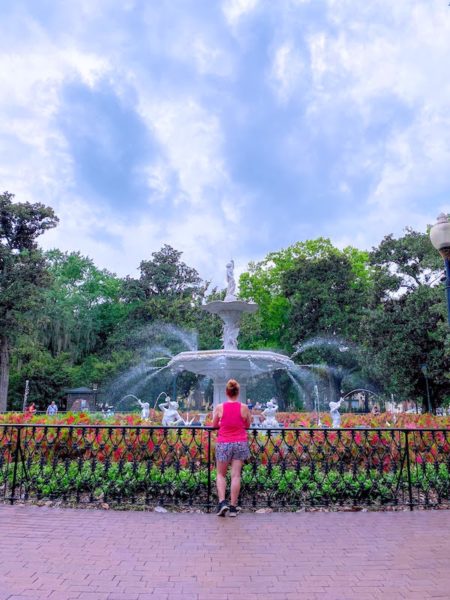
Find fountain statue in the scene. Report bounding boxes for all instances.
[137,399,150,420]
[225,259,236,301]
[168,261,296,406]
[222,314,239,350]
[251,414,263,428]
[261,399,280,429]
[159,397,185,426]
[329,398,344,428]
[101,403,114,418]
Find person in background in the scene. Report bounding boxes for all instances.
[26,403,36,416]
[372,404,380,415]
[46,401,58,416]
[212,379,251,517]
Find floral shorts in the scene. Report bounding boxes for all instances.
[216,441,251,463]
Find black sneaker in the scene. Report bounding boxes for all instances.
[228,505,238,517]
[216,500,229,516]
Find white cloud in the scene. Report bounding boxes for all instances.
[0,6,246,283]
[269,41,305,103]
[222,0,260,25]
[0,26,110,213]
[190,37,234,77]
[2,0,450,284]
[137,96,230,209]
[301,1,450,244]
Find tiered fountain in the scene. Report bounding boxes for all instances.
[168,260,296,406]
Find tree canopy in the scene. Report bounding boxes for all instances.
[0,192,58,411]
[2,194,448,412]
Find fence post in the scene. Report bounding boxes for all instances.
[10,426,22,505]
[207,428,212,513]
[405,430,414,511]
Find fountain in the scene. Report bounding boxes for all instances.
[159,397,186,426]
[137,399,150,420]
[168,260,297,406]
[329,397,344,428]
[261,398,282,429]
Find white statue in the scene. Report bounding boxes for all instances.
[101,403,114,417]
[137,399,150,420]
[159,397,185,426]
[225,259,236,301]
[222,317,239,350]
[262,399,280,429]
[329,398,344,428]
[251,414,263,428]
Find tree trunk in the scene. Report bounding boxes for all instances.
[0,336,9,412]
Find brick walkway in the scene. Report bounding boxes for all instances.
[1,506,450,600]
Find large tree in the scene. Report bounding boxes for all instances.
[42,250,126,360]
[138,244,203,298]
[0,192,58,410]
[239,238,371,350]
[361,229,449,408]
[121,244,207,326]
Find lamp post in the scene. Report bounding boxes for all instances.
[420,364,432,413]
[430,213,450,325]
[92,383,98,410]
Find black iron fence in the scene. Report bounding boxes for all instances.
[1,424,450,510]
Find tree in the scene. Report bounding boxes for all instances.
[0,192,58,410]
[361,229,449,409]
[238,239,371,405]
[42,250,126,361]
[120,244,208,328]
[239,238,371,350]
[138,244,203,298]
[281,253,370,403]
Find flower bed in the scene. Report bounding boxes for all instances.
[2,410,449,429]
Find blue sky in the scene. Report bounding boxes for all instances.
[1,0,449,285]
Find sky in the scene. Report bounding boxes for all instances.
[1,0,450,286]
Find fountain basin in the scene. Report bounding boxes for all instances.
[168,349,296,406]
[202,300,258,316]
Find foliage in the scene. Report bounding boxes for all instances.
[361,230,449,406]
[239,238,370,349]
[0,192,58,411]
[1,192,448,414]
[42,250,128,361]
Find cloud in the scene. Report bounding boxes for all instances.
[222,0,260,26]
[268,41,305,103]
[1,0,449,287]
[301,0,450,242]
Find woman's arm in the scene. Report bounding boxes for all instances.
[241,404,252,428]
[212,405,222,428]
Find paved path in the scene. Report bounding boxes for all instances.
[1,506,450,600]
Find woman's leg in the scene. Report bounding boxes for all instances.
[230,459,243,506]
[216,460,229,502]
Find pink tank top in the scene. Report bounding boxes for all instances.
[217,401,248,443]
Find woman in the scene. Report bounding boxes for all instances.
[212,379,251,517]
[26,403,36,416]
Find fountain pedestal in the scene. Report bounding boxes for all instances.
[202,300,257,351]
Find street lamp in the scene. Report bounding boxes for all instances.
[92,383,99,410]
[430,213,450,325]
[420,364,432,413]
